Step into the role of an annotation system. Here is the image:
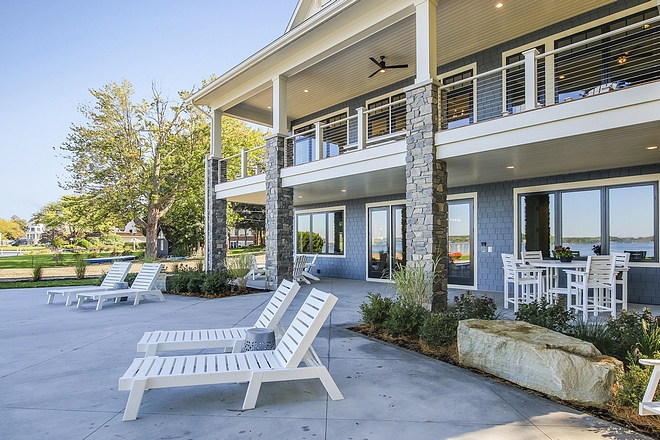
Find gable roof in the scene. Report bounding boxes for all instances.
[286,0,337,33]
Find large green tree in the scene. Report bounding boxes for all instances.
[31,195,118,238]
[0,217,25,241]
[59,80,209,258]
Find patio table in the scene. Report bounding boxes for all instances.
[528,260,587,303]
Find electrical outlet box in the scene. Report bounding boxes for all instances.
[488,246,493,253]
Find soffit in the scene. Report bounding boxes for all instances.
[226,0,615,124]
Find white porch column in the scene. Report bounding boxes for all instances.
[356,107,366,150]
[523,48,539,112]
[414,0,438,83]
[272,75,288,136]
[211,108,222,159]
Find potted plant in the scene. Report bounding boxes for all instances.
[553,245,573,262]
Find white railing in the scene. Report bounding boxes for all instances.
[438,14,660,128]
[218,145,266,183]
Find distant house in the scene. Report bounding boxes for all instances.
[112,221,147,245]
[228,228,256,249]
[25,223,45,245]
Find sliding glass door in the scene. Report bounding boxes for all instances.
[367,204,406,280]
[448,198,475,286]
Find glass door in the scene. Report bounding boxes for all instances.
[368,204,406,280]
[448,199,474,286]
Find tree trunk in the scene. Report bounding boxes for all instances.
[145,205,161,259]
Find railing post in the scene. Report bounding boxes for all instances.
[523,48,539,112]
[240,148,248,178]
[315,121,323,161]
[356,107,366,150]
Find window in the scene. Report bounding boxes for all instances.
[518,180,658,262]
[296,208,344,255]
[441,69,473,129]
[366,92,406,139]
[293,112,348,165]
[554,8,660,103]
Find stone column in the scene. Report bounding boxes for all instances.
[205,157,227,272]
[265,134,294,287]
[404,79,448,311]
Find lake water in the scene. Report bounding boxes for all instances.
[560,242,654,259]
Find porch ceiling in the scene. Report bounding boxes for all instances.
[225,0,615,125]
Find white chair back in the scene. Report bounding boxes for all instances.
[131,263,163,291]
[585,255,616,287]
[501,254,516,282]
[612,252,630,271]
[521,250,543,264]
[99,262,133,287]
[292,255,307,282]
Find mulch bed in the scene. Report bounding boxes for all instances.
[348,324,660,440]
[166,287,266,299]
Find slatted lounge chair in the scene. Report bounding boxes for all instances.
[136,279,301,356]
[46,261,132,306]
[292,255,309,284]
[119,288,343,421]
[76,263,164,310]
[639,358,660,415]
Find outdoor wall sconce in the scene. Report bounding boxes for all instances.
[481,242,487,252]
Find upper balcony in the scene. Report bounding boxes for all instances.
[205,1,660,203]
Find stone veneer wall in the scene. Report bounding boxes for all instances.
[205,158,226,271]
[264,135,294,285]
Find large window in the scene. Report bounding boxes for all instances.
[366,92,406,139]
[296,208,344,255]
[441,69,474,129]
[518,180,658,262]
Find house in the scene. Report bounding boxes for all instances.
[189,0,660,307]
[25,223,45,245]
[228,228,257,249]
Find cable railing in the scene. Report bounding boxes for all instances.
[438,14,660,129]
[218,145,266,183]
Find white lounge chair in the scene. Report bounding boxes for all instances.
[136,279,301,356]
[76,263,164,310]
[292,255,309,284]
[46,261,132,306]
[119,288,343,421]
[246,254,266,280]
[639,358,660,415]
[302,253,320,282]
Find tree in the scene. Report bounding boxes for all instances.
[231,203,266,245]
[32,195,119,239]
[59,79,209,258]
[10,216,27,233]
[0,218,25,241]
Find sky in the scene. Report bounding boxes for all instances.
[0,0,298,221]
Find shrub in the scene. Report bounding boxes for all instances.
[614,353,660,407]
[52,253,64,266]
[452,291,497,320]
[74,238,92,249]
[390,261,437,307]
[124,272,138,286]
[359,293,394,327]
[383,301,428,337]
[515,298,575,333]
[52,237,65,249]
[297,231,325,253]
[87,237,102,247]
[32,263,43,282]
[186,271,205,294]
[100,232,124,247]
[133,250,145,260]
[74,255,87,279]
[87,251,99,259]
[225,254,252,292]
[608,308,656,362]
[201,271,229,295]
[171,269,193,293]
[419,311,458,346]
[567,317,616,356]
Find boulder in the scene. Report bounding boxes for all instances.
[457,319,622,408]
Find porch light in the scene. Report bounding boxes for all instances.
[507,166,515,169]
[341,189,347,192]
[267,106,271,109]
[496,2,503,8]
[617,53,628,65]
[643,24,650,29]
[559,75,566,79]
[298,195,303,198]
[647,146,658,150]
[304,89,309,93]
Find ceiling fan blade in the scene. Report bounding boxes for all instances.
[369,57,381,67]
[368,69,381,78]
[387,64,408,69]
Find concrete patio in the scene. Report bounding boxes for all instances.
[0,278,653,439]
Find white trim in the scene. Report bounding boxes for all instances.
[291,107,350,134]
[448,192,478,290]
[294,205,347,258]
[365,200,406,282]
[513,174,660,267]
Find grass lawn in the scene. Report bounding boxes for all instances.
[228,246,265,256]
[0,278,100,290]
[0,252,113,269]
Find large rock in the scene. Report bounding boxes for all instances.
[457,319,622,408]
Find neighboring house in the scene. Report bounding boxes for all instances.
[190,0,660,306]
[25,223,44,245]
[112,221,147,245]
[228,228,256,249]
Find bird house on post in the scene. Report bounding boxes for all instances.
[157,230,169,258]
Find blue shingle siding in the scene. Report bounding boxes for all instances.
[294,194,405,280]
[450,164,660,304]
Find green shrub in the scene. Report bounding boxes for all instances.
[201,271,229,295]
[31,264,43,282]
[124,272,138,286]
[567,317,616,356]
[515,298,575,333]
[452,291,497,320]
[225,254,252,292]
[74,238,92,249]
[296,231,325,253]
[614,353,660,407]
[87,251,99,259]
[383,301,428,337]
[391,261,436,307]
[100,232,124,247]
[133,250,145,260]
[74,255,87,279]
[51,253,64,266]
[359,293,394,327]
[607,308,656,362]
[186,271,205,294]
[87,237,102,247]
[419,311,458,346]
[171,270,193,293]
[52,237,65,248]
